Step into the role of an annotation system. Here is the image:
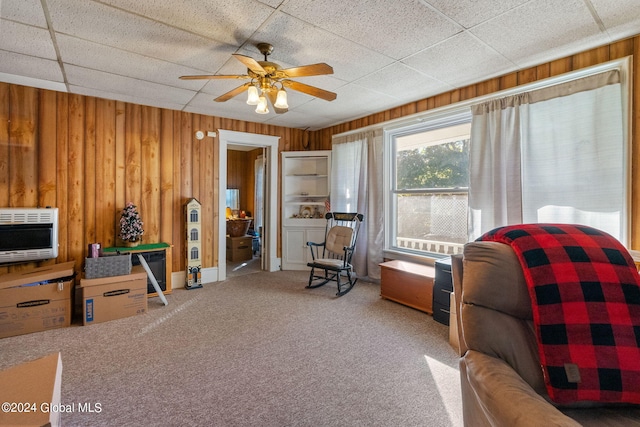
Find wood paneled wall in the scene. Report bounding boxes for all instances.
[0,86,314,275]
[2,35,640,278]
[310,36,640,248]
[227,149,256,215]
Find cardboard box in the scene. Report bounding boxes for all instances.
[79,266,147,325]
[0,352,63,427]
[0,262,75,339]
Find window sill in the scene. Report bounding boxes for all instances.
[382,249,446,267]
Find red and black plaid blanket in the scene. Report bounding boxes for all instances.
[479,224,640,404]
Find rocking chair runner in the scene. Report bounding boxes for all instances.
[306,212,364,296]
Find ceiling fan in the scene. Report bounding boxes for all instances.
[180,43,337,114]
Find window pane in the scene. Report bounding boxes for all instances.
[392,122,470,256]
[522,83,626,242]
[395,192,468,254]
[395,124,470,190]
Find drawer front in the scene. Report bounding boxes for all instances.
[435,258,453,290]
[433,285,452,306]
[433,301,450,326]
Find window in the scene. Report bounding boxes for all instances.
[190,228,199,241]
[384,57,630,261]
[190,209,198,223]
[190,247,199,260]
[469,64,630,244]
[386,113,471,257]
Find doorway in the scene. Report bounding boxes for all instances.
[218,130,280,281]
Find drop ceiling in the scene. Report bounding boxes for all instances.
[1,0,638,130]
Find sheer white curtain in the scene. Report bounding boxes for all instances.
[332,129,384,280]
[469,70,626,242]
[469,95,527,239]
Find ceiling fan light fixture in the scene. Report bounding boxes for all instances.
[246,85,260,105]
[255,95,269,114]
[274,88,289,109]
[180,43,335,115]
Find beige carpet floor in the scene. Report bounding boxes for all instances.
[0,269,462,427]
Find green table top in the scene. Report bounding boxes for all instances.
[103,242,170,252]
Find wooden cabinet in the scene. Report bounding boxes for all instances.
[282,227,326,270]
[380,260,435,314]
[281,151,331,270]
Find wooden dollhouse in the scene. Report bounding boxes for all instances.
[185,198,202,289]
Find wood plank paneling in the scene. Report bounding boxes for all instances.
[160,109,174,252]
[9,86,38,208]
[125,103,142,209]
[38,90,57,211]
[1,34,638,276]
[55,93,69,262]
[114,101,126,241]
[202,115,215,268]
[96,99,117,248]
[84,96,97,248]
[68,94,85,272]
[141,106,161,243]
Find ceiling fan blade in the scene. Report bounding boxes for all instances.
[232,54,266,76]
[180,74,249,80]
[280,63,334,78]
[282,80,337,101]
[214,82,252,102]
[265,90,288,114]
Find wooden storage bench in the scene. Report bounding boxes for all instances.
[380,260,435,314]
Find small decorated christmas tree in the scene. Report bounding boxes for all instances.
[119,202,144,244]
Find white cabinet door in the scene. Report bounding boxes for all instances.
[283,228,306,269]
[282,227,327,270]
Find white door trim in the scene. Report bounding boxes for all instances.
[218,129,280,280]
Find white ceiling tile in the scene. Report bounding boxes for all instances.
[65,65,197,104]
[256,0,284,8]
[184,93,272,123]
[403,32,516,87]
[0,20,57,59]
[425,0,530,28]
[0,50,63,82]
[98,0,277,45]
[46,0,237,71]
[590,0,640,41]
[0,71,67,93]
[295,83,399,122]
[70,85,186,111]
[56,34,208,91]
[280,0,462,59]
[470,0,607,68]
[354,62,453,101]
[247,12,395,81]
[0,0,47,27]
[264,109,329,130]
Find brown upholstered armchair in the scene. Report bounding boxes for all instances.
[452,241,640,426]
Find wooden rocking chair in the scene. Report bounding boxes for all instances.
[306,212,364,296]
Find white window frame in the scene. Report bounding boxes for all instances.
[385,110,472,260]
[383,56,631,261]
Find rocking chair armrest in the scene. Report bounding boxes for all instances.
[307,241,326,261]
[341,246,356,263]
